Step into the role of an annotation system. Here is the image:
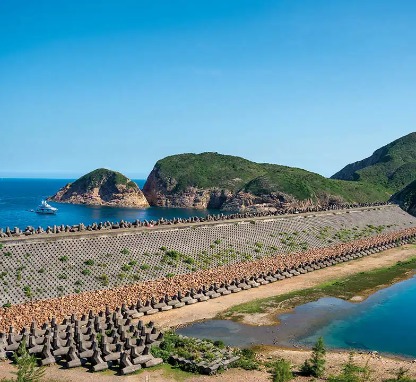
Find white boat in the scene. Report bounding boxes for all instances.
[35,200,58,214]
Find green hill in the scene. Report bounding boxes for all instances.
[143,152,390,210]
[150,152,262,193]
[50,168,149,207]
[70,168,138,192]
[331,132,416,193]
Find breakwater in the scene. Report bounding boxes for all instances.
[0,201,391,238]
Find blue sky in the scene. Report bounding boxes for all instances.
[1,1,415,179]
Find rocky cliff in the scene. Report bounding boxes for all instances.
[50,168,149,208]
[142,152,388,212]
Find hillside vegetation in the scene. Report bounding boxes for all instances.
[244,163,389,202]
[143,152,390,209]
[72,168,138,191]
[331,132,416,193]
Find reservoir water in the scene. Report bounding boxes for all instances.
[178,275,416,358]
[0,178,222,230]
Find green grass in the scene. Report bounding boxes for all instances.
[219,257,416,320]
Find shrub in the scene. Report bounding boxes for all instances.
[213,340,225,348]
[301,337,326,377]
[272,358,293,382]
[3,251,12,257]
[120,248,130,255]
[140,264,150,270]
[233,348,260,370]
[23,285,33,299]
[214,239,221,245]
[37,268,45,274]
[81,269,91,276]
[166,273,175,278]
[164,250,181,260]
[2,302,11,308]
[121,264,132,272]
[59,255,68,262]
[58,274,68,280]
[128,260,137,266]
[84,259,94,266]
[97,274,109,286]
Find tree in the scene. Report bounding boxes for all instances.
[11,340,45,382]
[328,352,371,382]
[301,336,326,377]
[273,358,293,382]
[383,367,416,382]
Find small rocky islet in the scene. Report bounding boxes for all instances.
[50,168,149,208]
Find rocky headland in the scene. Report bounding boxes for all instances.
[50,168,149,208]
[142,152,389,212]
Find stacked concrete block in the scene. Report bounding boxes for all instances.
[0,305,165,376]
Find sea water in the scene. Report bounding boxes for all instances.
[0,178,223,229]
[178,276,416,358]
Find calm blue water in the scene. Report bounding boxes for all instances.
[0,178,223,230]
[300,275,416,357]
[178,276,416,358]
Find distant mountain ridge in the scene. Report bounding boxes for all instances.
[331,132,416,193]
[50,168,149,208]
